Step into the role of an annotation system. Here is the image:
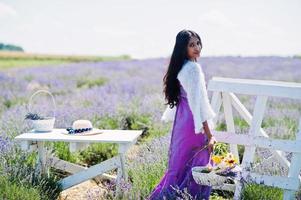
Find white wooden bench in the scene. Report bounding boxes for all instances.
[15,128,142,192]
[193,77,301,200]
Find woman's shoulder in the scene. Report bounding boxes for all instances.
[179,60,203,76]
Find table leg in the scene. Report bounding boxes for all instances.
[119,153,127,181]
[37,141,48,175]
[117,143,131,182]
[115,143,131,196]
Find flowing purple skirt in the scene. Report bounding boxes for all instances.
[147,85,213,200]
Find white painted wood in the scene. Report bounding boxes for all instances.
[49,155,116,181]
[283,191,296,200]
[229,93,290,167]
[15,129,142,144]
[241,171,300,191]
[283,118,301,199]
[212,183,235,192]
[242,95,268,167]
[29,143,38,151]
[233,94,267,200]
[115,165,123,196]
[15,129,142,191]
[208,77,301,99]
[118,142,133,153]
[210,91,222,125]
[222,92,239,160]
[20,140,30,151]
[119,153,127,181]
[59,156,121,190]
[229,93,253,122]
[117,142,133,183]
[37,141,47,174]
[212,131,301,153]
[211,129,301,199]
[49,155,88,174]
[69,142,90,153]
[203,77,301,199]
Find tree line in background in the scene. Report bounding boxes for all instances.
[0,43,24,52]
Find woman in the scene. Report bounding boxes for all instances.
[147,29,217,200]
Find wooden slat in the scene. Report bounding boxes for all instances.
[222,92,239,160]
[49,156,116,181]
[213,131,301,153]
[49,156,88,174]
[210,91,222,125]
[242,172,300,191]
[212,183,236,192]
[242,96,268,167]
[283,118,301,199]
[208,77,301,100]
[59,156,121,190]
[229,93,290,167]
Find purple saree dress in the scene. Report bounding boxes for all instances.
[147,84,213,200]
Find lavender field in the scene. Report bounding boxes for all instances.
[1,56,301,199]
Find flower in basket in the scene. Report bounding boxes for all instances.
[191,144,242,186]
[25,112,46,120]
[210,153,241,177]
[25,112,55,132]
[199,152,241,178]
[212,153,241,177]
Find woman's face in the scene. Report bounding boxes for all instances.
[186,36,201,61]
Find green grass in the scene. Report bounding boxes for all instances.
[241,183,283,200]
[0,51,131,70]
[262,116,298,140]
[234,117,249,129]
[0,59,72,70]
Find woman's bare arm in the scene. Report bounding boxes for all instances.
[202,121,212,139]
[202,120,216,153]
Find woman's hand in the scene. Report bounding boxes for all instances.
[207,136,217,154]
[202,120,217,154]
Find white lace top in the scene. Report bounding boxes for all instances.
[161,60,217,134]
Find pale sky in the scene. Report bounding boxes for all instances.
[0,0,300,59]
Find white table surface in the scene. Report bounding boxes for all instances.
[15,128,143,143]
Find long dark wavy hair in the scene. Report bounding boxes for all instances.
[163,29,202,108]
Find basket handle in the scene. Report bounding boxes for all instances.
[28,90,56,118]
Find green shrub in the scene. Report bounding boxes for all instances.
[76,77,108,88]
[215,122,227,131]
[127,159,167,199]
[92,115,120,129]
[234,117,249,129]
[52,141,79,163]
[79,143,118,166]
[0,147,62,200]
[3,97,26,109]
[0,176,41,200]
[241,183,283,200]
[213,142,229,156]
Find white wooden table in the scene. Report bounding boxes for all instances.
[15,128,143,191]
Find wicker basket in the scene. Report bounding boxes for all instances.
[192,166,228,186]
[28,90,56,132]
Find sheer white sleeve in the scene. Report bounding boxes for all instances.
[177,61,216,134]
[161,105,176,122]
